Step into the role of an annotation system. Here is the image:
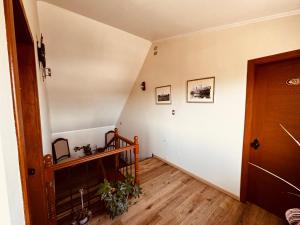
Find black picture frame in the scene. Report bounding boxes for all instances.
[187,77,215,103]
[155,85,172,105]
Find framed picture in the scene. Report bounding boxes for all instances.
[187,77,215,103]
[155,85,171,104]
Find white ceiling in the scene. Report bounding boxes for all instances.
[40,0,300,41]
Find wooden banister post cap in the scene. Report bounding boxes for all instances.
[114,128,119,134]
[44,154,53,167]
[134,136,139,144]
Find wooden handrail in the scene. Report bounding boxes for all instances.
[114,128,135,146]
[118,135,134,145]
[49,145,136,171]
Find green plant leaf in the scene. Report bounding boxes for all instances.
[97,176,141,219]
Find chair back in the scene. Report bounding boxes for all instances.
[105,130,115,146]
[52,138,70,164]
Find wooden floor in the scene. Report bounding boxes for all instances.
[92,158,285,225]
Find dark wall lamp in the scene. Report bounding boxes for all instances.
[37,34,52,81]
[140,81,146,91]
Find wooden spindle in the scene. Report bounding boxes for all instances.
[43,154,57,225]
[125,150,128,176]
[114,128,120,172]
[130,149,132,177]
[134,136,140,185]
[114,128,119,148]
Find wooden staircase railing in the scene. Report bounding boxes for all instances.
[43,128,140,225]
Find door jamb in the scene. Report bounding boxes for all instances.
[3,0,40,224]
[240,49,300,202]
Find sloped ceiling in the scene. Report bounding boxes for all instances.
[37,2,151,133]
[40,0,300,41]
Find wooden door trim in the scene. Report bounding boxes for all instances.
[3,0,31,224]
[3,0,42,224]
[240,49,300,202]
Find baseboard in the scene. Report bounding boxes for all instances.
[152,154,240,201]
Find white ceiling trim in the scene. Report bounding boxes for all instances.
[153,9,300,43]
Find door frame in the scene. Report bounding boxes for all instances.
[3,0,46,224]
[240,49,300,202]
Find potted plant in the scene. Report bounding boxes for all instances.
[74,144,93,156]
[71,188,92,225]
[97,175,142,219]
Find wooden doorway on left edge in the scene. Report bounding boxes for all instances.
[4,0,48,224]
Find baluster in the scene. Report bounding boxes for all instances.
[119,140,123,175]
[114,128,120,179]
[69,167,74,219]
[44,154,57,225]
[134,136,140,184]
[114,128,120,148]
[130,149,132,178]
[125,149,128,176]
[128,143,130,175]
[86,162,90,209]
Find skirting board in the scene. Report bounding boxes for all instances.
[153,154,240,201]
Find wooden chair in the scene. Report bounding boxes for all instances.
[52,138,71,164]
[97,130,116,153]
[105,130,115,148]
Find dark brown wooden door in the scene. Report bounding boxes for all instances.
[247,56,300,218]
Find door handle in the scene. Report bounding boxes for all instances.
[250,138,260,150]
[28,168,36,176]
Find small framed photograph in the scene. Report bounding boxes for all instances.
[187,77,215,103]
[155,85,171,104]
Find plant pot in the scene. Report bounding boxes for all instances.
[79,217,89,225]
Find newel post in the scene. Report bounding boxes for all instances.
[43,154,57,225]
[134,136,140,184]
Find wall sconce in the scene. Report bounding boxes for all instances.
[140,81,146,91]
[153,46,158,55]
[37,34,52,82]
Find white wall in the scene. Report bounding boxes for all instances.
[37,1,151,134]
[0,140,12,225]
[22,0,52,155]
[52,125,115,158]
[118,14,300,197]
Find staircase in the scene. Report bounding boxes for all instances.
[43,129,140,225]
